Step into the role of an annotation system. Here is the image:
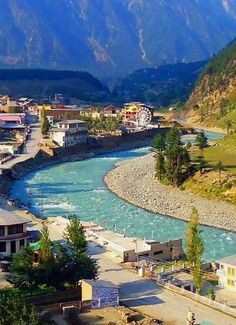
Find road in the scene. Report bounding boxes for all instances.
[0,119,41,171]
[89,242,236,325]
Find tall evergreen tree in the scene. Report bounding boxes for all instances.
[195,131,208,156]
[40,225,54,264]
[155,153,166,180]
[151,134,166,152]
[40,106,50,136]
[64,215,97,287]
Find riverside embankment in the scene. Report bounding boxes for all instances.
[0,127,170,196]
[104,153,236,232]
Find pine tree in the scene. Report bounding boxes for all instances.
[195,131,208,156]
[155,153,166,180]
[40,224,54,264]
[64,215,87,256]
[40,106,50,136]
[151,134,166,152]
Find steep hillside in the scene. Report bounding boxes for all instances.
[1,0,236,79]
[0,69,111,103]
[112,61,205,106]
[187,38,236,131]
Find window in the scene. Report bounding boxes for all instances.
[20,239,25,249]
[8,224,23,235]
[227,279,235,287]
[228,267,236,278]
[154,250,163,256]
[0,242,6,252]
[0,226,4,236]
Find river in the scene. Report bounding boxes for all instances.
[10,131,236,261]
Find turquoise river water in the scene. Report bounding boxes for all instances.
[11,131,236,261]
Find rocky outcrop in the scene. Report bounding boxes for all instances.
[105,153,236,231]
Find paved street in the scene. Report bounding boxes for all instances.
[0,120,41,171]
[89,242,236,325]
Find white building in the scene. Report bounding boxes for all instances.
[216,255,236,292]
[50,120,88,147]
[0,209,31,256]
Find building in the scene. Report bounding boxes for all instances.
[216,255,236,291]
[86,225,183,263]
[0,113,26,126]
[124,239,183,263]
[0,209,31,256]
[0,96,21,113]
[123,102,153,127]
[102,105,121,118]
[81,279,119,309]
[42,107,83,123]
[50,120,88,147]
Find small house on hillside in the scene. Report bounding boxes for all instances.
[81,279,119,309]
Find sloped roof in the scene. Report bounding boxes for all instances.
[0,208,30,226]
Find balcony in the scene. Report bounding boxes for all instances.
[0,231,31,241]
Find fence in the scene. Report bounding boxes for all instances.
[157,280,236,318]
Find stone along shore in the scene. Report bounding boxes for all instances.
[104,153,236,232]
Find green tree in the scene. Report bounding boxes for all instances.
[0,289,40,325]
[164,128,191,186]
[10,247,38,293]
[151,134,166,152]
[40,106,50,136]
[64,215,87,256]
[186,208,204,265]
[64,215,97,287]
[40,225,54,264]
[186,208,204,294]
[155,153,166,180]
[195,131,208,156]
[207,286,216,300]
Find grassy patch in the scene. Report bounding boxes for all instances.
[3,285,56,298]
[183,134,236,203]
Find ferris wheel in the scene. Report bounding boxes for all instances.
[136,106,152,127]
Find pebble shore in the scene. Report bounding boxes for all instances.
[104,153,236,232]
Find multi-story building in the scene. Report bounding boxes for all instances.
[216,255,236,291]
[0,209,31,256]
[123,102,153,127]
[50,120,88,147]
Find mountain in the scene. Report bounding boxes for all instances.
[1,0,236,80]
[187,38,236,130]
[0,69,111,103]
[112,61,205,106]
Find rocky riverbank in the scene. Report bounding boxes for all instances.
[104,153,236,232]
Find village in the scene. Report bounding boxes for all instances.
[0,93,235,324]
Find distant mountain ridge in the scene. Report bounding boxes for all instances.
[1,0,236,79]
[112,61,205,106]
[0,69,111,103]
[187,38,236,130]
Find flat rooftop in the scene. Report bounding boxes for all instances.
[58,120,85,124]
[216,255,236,267]
[87,226,155,253]
[0,208,30,226]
